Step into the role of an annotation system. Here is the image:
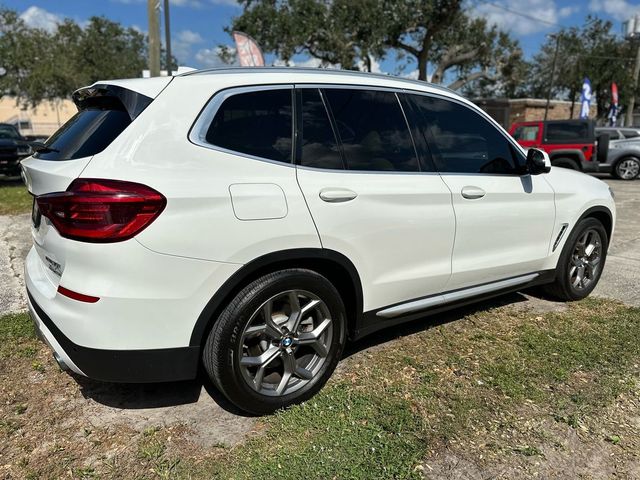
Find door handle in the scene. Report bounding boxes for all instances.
[319,188,358,203]
[461,186,486,200]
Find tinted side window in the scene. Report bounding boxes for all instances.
[622,130,640,138]
[299,89,343,169]
[34,109,131,161]
[323,89,419,172]
[206,89,292,163]
[410,95,521,174]
[545,122,589,142]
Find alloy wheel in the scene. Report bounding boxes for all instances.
[569,228,602,291]
[616,159,640,180]
[238,290,333,396]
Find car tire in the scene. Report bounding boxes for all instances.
[552,157,580,171]
[202,268,347,415]
[612,157,640,180]
[542,217,608,301]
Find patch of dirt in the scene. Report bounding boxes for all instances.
[0,342,256,479]
[0,214,31,315]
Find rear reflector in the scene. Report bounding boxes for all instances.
[57,286,100,303]
[36,178,166,242]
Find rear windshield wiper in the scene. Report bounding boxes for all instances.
[30,141,59,153]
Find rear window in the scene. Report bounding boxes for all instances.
[34,85,152,161]
[34,109,131,161]
[545,122,591,143]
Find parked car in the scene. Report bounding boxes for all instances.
[510,119,639,180]
[596,126,640,141]
[22,69,616,414]
[0,123,33,177]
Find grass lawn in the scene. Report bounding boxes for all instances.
[1,297,639,479]
[0,182,32,215]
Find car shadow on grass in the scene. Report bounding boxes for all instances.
[73,290,545,417]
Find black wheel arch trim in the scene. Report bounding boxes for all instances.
[574,205,614,243]
[189,248,364,347]
[549,150,586,167]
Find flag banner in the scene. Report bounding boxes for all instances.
[579,77,592,119]
[608,82,619,126]
[232,31,265,67]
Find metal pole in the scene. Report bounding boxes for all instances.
[625,39,640,126]
[147,0,161,77]
[164,0,172,76]
[544,34,561,122]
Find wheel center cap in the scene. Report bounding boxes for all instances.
[280,336,294,348]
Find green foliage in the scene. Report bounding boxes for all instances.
[0,8,146,106]
[527,17,635,117]
[229,0,525,92]
[0,183,32,215]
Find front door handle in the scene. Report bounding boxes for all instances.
[461,186,486,200]
[319,188,358,203]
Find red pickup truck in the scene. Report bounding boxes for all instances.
[509,119,607,172]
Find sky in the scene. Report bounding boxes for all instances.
[3,0,640,77]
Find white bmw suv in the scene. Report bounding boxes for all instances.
[22,68,615,414]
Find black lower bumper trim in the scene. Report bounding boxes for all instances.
[27,290,200,383]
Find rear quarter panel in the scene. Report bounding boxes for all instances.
[78,74,322,264]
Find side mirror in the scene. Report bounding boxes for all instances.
[526,148,551,175]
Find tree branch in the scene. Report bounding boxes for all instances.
[447,69,496,90]
[431,45,481,83]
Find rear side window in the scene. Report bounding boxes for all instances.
[322,88,419,172]
[513,125,539,142]
[299,89,343,169]
[34,109,131,160]
[205,89,293,163]
[409,94,522,174]
[545,122,590,143]
[621,130,640,138]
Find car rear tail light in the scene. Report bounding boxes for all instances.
[36,178,166,242]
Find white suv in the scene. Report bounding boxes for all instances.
[22,68,615,414]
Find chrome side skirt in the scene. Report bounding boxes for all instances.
[377,273,540,319]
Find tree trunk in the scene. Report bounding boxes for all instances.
[418,52,428,81]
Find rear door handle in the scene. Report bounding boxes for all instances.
[461,186,486,200]
[319,188,358,203]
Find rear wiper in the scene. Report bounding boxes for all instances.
[30,141,59,153]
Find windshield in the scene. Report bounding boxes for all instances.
[0,125,21,140]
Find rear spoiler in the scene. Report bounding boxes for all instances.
[72,77,173,120]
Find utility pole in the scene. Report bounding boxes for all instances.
[147,0,161,77]
[626,40,640,126]
[625,15,640,126]
[544,33,561,122]
[164,0,172,76]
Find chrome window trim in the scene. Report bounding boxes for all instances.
[188,84,296,168]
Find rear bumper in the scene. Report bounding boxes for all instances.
[581,160,613,174]
[27,289,200,383]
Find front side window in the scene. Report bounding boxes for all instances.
[205,89,292,163]
[322,88,419,172]
[513,125,539,142]
[409,95,523,174]
[299,89,343,169]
